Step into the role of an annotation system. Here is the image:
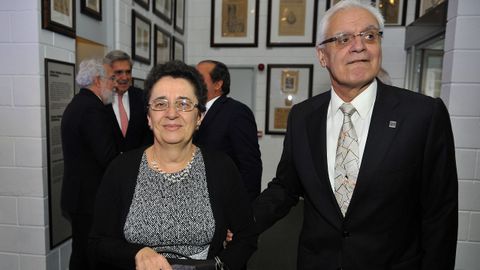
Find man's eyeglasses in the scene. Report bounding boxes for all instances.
[148,98,199,112]
[318,29,383,48]
[113,69,132,76]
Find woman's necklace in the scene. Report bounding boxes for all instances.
[150,147,196,183]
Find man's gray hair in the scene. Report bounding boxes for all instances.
[104,50,133,67]
[76,58,105,87]
[317,0,385,47]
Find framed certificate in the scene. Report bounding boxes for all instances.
[132,10,152,64]
[267,0,318,47]
[42,0,76,37]
[266,64,313,134]
[210,0,259,47]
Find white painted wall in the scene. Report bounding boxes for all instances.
[443,0,480,269]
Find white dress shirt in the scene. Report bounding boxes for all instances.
[112,91,131,127]
[205,96,221,114]
[326,80,378,191]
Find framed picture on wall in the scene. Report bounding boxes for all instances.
[325,0,341,9]
[267,0,318,47]
[154,25,172,65]
[416,0,445,18]
[132,10,151,64]
[154,0,172,24]
[134,0,150,10]
[80,0,102,20]
[172,37,184,61]
[265,64,313,135]
[174,0,185,34]
[45,58,75,248]
[210,0,260,47]
[373,0,406,26]
[41,0,76,38]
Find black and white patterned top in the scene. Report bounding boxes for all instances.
[123,148,215,259]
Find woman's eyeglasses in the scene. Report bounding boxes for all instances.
[148,98,199,112]
[318,29,383,48]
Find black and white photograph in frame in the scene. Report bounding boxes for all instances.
[172,36,184,61]
[154,24,172,65]
[154,0,172,24]
[174,0,185,34]
[132,10,152,64]
[372,0,406,26]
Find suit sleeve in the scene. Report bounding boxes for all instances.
[253,106,303,233]
[229,104,262,201]
[420,98,458,269]
[81,106,118,168]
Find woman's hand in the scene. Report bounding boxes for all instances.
[135,247,172,270]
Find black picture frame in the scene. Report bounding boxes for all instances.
[267,0,318,47]
[45,58,75,248]
[80,0,102,20]
[132,10,152,64]
[42,0,76,38]
[153,0,172,24]
[134,0,150,11]
[265,64,313,135]
[172,36,184,61]
[373,0,407,26]
[154,24,172,65]
[174,0,185,34]
[415,0,445,19]
[210,0,259,47]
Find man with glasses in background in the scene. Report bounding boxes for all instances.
[105,50,152,153]
[61,58,119,269]
[252,1,458,269]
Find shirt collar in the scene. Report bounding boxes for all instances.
[206,96,221,112]
[330,80,377,119]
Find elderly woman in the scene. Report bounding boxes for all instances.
[89,61,257,270]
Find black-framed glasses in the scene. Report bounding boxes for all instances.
[148,98,199,112]
[318,29,383,48]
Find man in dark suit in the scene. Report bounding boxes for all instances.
[195,60,262,201]
[61,58,119,269]
[253,1,458,269]
[104,50,152,153]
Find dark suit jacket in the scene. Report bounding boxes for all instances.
[61,88,119,217]
[193,95,262,201]
[89,147,257,270]
[107,86,152,153]
[254,81,458,270]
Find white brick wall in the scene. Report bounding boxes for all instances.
[445,0,480,269]
[0,0,73,269]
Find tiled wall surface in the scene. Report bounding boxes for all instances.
[444,0,480,269]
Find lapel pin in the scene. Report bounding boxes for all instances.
[389,121,397,128]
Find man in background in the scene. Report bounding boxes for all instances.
[61,58,119,269]
[104,50,152,152]
[195,60,262,201]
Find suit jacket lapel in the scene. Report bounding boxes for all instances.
[348,83,401,215]
[306,92,344,226]
[200,95,227,131]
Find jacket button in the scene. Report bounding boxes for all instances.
[342,231,350,237]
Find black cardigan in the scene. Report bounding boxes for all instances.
[89,146,257,270]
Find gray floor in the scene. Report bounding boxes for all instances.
[247,201,304,270]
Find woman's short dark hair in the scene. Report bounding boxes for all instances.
[145,61,207,113]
